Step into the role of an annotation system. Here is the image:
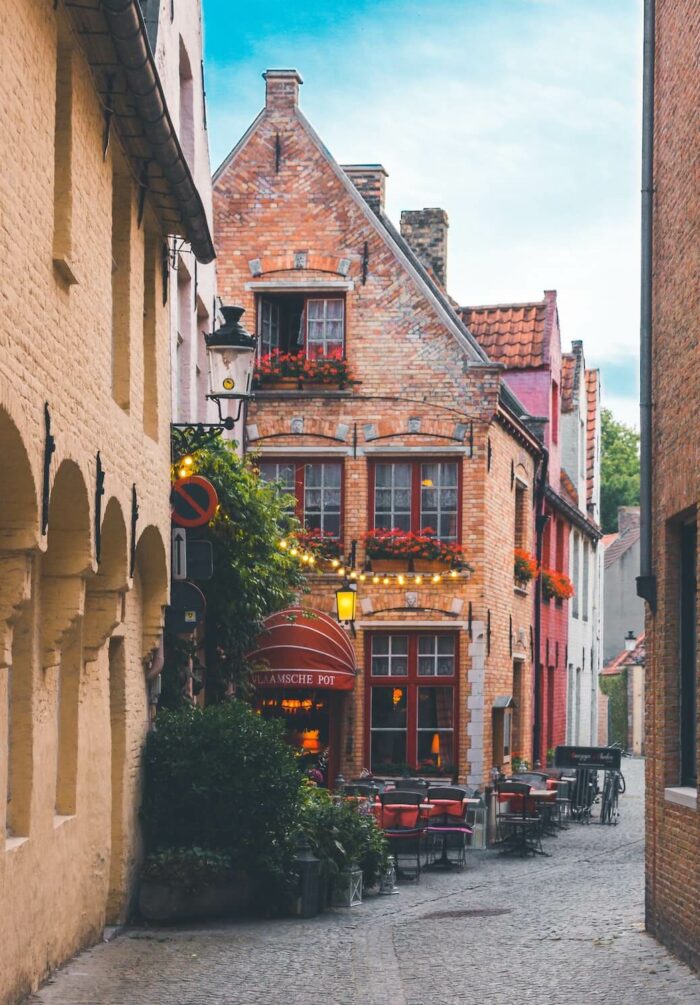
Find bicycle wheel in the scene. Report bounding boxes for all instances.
[600,776,610,824]
[618,772,626,795]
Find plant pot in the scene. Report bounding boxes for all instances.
[331,867,363,908]
[367,557,407,573]
[138,871,253,923]
[299,380,344,392]
[259,378,300,391]
[413,558,447,573]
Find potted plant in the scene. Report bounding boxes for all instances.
[138,847,252,923]
[540,567,574,601]
[514,548,538,588]
[363,528,469,574]
[253,349,353,390]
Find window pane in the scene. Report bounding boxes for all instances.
[391,658,408,677]
[372,657,389,676]
[307,300,324,319]
[372,635,389,655]
[373,463,412,530]
[418,636,435,655]
[394,465,411,487]
[371,732,407,771]
[392,636,408,655]
[328,300,343,319]
[418,687,453,729]
[420,462,459,542]
[372,687,407,728]
[418,657,434,676]
[417,731,453,771]
[437,636,454,655]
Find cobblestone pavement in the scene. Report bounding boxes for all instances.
[28,759,700,1005]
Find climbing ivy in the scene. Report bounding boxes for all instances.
[599,671,628,748]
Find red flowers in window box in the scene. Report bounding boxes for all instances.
[363,528,468,566]
[294,527,343,561]
[540,567,574,600]
[514,548,539,586]
[253,349,353,389]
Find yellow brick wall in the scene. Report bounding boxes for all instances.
[0,3,171,1000]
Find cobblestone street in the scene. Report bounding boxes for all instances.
[28,760,700,1005]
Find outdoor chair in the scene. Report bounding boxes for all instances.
[394,778,429,794]
[495,780,543,856]
[426,785,473,868]
[377,790,428,879]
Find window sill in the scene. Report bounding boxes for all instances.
[664,786,697,810]
[54,813,76,829]
[253,388,355,399]
[513,584,529,597]
[53,254,79,286]
[5,835,29,853]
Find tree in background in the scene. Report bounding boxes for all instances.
[600,408,640,533]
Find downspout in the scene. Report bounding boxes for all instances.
[637,0,656,612]
[533,449,549,765]
[638,0,656,938]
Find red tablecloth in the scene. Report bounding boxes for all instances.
[428,799,464,819]
[375,803,426,829]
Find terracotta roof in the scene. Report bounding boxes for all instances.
[602,632,645,674]
[561,354,577,412]
[604,513,640,569]
[585,369,599,506]
[459,293,556,369]
[602,532,618,549]
[560,468,579,506]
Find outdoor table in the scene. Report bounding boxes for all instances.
[426,798,478,869]
[374,802,433,829]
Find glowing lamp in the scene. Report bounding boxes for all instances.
[336,580,357,624]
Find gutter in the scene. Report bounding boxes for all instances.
[100,0,215,264]
[544,485,603,542]
[637,0,656,610]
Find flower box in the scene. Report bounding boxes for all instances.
[412,558,449,573]
[262,377,300,391]
[363,528,469,569]
[254,350,353,390]
[138,872,253,923]
[541,567,574,601]
[331,866,363,908]
[369,557,407,573]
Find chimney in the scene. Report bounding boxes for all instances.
[263,69,303,112]
[400,208,449,287]
[618,506,640,535]
[341,164,388,213]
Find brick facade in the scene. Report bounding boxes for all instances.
[644,0,700,971]
[213,70,540,786]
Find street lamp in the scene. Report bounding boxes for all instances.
[171,306,256,462]
[336,579,357,632]
[205,305,256,424]
[624,629,636,652]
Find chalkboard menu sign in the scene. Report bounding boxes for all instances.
[554,745,622,771]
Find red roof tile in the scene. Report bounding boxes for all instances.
[459,296,552,369]
[603,632,646,674]
[561,354,577,412]
[585,369,599,506]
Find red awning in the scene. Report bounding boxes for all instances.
[248,607,357,691]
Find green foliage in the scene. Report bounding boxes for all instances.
[599,671,628,748]
[600,408,640,533]
[141,847,234,888]
[141,701,302,904]
[299,783,389,890]
[178,440,307,698]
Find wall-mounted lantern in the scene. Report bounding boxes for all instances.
[205,305,256,426]
[336,579,357,632]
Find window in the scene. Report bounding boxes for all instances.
[492,705,513,767]
[257,294,345,358]
[368,633,456,773]
[112,158,132,410]
[551,381,559,444]
[142,228,158,438]
[572,532,580,619]
[514,481,527,550]
[371,460,460,541]
[582,540,590,621]
[259,460,342,538]
[53,24,75,282]
[679,519,697,787]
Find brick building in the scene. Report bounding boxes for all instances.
[0,1,213,999]
[213,70,541,786]
[641,0,700,971]
[461,296,602,763]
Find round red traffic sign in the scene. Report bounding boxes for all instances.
[171,476,219,528]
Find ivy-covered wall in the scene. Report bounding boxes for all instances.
[599,671,628,748]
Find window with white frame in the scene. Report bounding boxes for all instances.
[371,460,460,542]
[259,460,342,538]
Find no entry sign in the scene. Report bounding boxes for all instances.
[171,476,219,528]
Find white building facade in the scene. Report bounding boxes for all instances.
[561,344,603,745]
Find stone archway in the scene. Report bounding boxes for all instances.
[134,524,168,663]
[0,407,38,841]
[43,460,91,817]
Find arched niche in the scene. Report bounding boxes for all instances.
[134,524,168,662]
[84,497,129,663]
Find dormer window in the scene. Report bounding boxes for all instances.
[257,294,345,359]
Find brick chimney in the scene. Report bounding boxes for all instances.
[618,506,640,534]
[263,69,303,111]
[341,165,388,213]
[400,208,449,287]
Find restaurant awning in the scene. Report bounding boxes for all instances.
[248,607,357,691]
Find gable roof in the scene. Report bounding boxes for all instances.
[458,294,556,370]
[585,369,599,506]
[561,353,576,412]
[603,632,645,674]
[604,513,640,569]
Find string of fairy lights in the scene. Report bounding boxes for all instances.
[277,538,465,586]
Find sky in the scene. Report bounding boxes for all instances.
[203,0,643,427]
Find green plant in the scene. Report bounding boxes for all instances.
[141,848,234,889]
[600,408,640,534]
[298,783,389,890]
[172,440,308,698]
[511,755,530,773]
[599,671,628,748]
[141,701,302,908]
[546,747,556,767]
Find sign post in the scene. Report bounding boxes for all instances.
[172,527,187,581]
[171,476,219,529]
[554,745,622,772]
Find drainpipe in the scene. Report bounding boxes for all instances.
[533,449,549,765]
[637,0,656,612]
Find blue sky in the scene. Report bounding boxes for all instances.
[203,0,642,426]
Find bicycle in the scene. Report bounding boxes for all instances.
[600,768,622,825]
[607,742,627,795]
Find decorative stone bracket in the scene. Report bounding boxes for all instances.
[0,552,34,670]
[42,574,86,669]
[83,588,126,663]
